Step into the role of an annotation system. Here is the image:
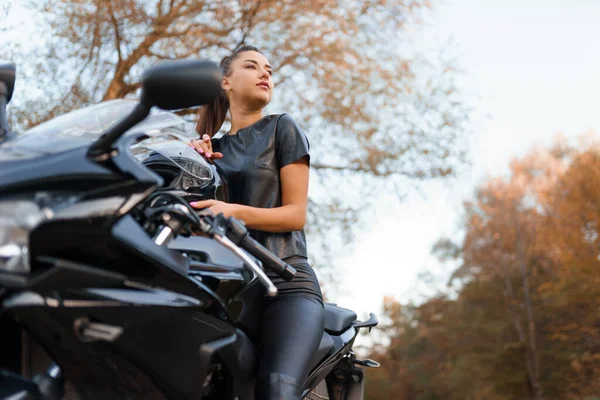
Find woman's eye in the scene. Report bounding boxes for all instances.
[245,65,256,69]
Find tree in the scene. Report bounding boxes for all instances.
[367,136,600,399]
[536,144,600,398]
[2,0,471,268]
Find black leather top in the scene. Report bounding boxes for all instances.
[212,114,310,260]
[324,303,357,334]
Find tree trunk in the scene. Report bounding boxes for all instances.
[516,220,544,400]
[501,261,537,396]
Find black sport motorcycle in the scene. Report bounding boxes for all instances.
[0,60,379,400]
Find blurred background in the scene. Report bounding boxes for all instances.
[2,0,600,398]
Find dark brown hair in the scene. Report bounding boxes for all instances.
[195,45,262,138]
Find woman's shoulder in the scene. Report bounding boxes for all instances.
[274,113,302,128]
[272,113,310,156]
[273,113,307,138]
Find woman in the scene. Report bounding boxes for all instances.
[189,45,324,399]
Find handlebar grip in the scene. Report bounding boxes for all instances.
[241,235,297,281]
[225,216,297,281]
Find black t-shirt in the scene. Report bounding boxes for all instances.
[211,113,310,260]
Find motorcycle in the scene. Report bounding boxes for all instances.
[0,60,379,400]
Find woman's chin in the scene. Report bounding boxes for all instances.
[249,94,271,109]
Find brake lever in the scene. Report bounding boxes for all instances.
[212,234,277,296]
[196,211,278,297]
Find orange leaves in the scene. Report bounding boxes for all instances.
[571,359,583,373]
[372,134,600,399]
[537,281,553,293]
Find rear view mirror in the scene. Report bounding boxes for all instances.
[0,63,16,104]
[140,59,222,110]
[89,59,222,156]
[0,62,16,139]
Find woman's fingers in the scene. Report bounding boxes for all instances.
[202,134,213,153]
[189,139,205,153]
[189,138,223,160]
[190,139,210,158]
[190,199,216,209]
[202,134,215,158]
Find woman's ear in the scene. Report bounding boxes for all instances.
[222,77,231,92]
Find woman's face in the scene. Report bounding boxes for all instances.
[223,51,274,110]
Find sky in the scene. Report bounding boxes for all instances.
[333,0,600,339]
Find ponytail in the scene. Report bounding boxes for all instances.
[195,89,229,138]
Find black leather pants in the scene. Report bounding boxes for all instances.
[255,257,324,400]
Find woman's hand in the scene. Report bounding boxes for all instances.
[190,199,239,219]
[189,134,224,161]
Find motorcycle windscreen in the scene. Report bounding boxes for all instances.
[0,99,194,161]
[132,140,216,189]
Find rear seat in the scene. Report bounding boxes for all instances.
[323,303,357,335]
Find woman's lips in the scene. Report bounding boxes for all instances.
[257,82,269,90]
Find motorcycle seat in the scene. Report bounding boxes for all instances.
[323,303,357,335]
[310,332,335,370]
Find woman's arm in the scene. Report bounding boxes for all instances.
[191,157,309,232]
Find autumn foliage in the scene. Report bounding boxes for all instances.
[367,136,600,400]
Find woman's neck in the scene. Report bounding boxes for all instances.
[228,105,264,135]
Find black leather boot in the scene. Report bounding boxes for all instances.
[255,373,302,400]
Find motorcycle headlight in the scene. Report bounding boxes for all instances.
[0,193,72,273]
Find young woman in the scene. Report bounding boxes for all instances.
[189,45,324,399]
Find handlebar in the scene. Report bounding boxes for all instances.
[195,211,297,282]
[226,217,297,282]
[141,194,296,296]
